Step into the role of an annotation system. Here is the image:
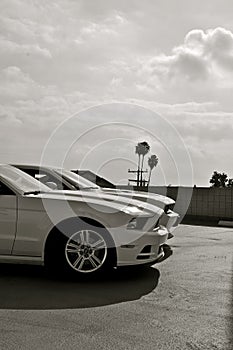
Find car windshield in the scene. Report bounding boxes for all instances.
[0,165,50,194]
[77,170,115,188]
[54,169,100,190]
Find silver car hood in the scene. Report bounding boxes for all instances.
[30,189,163,217]
[101,188,174,207]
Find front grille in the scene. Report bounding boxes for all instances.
[136,245,160,260]
[140,245,151,253]
[137,245,152,259]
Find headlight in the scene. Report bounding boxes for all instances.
[164,203,175,213]
[123,206,144,215]
[127,218,138,230]
[126,217,148,230]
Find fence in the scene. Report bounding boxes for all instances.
[119,185,233,221]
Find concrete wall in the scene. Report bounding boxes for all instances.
[119,185,233,220]
[186,187,233,220]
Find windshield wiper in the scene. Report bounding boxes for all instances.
[23,190,46,195]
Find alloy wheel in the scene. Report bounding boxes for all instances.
[65,229,108,273]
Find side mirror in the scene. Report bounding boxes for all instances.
[45,182,58,190]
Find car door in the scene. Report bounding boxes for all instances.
[0,180,17,254]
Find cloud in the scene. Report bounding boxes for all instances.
[141,27,233,85]
[0,14,53,60]
[0,66,58,102]
[0,0,233,185]
[120,27,233,107]
[0,37,52,58]
[78,13,125,39]
[0,66,37,99]
[184,27,233,72]
[1,0,232,104]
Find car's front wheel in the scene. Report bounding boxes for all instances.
[45,220,116,277]
[65,229,108,274]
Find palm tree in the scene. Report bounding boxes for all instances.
[147,154,158,186]
[135,141,150,186]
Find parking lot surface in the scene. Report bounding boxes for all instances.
[0,225,232,350]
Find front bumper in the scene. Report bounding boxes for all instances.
[116,226,169,266]
[114,210,179,267]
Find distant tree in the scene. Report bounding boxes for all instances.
[209,171,228,187]
[227,178,233,187]
[135,141,150,186]
[147,154,158,186]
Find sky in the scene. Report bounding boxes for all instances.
[1,0,233,186]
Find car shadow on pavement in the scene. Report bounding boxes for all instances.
[0,264,160,310]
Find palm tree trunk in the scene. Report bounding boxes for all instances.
[137,155,141,187]
[140,155,145,186]
[148,168,152,187]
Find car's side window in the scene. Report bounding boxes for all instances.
[0,181,15,195]
[34,171,67,190]
[17,168,71,190]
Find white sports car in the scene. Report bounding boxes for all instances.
[0,165,179,276]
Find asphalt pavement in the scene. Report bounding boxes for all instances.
[0,225,232,350]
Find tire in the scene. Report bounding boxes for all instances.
[45,218,116,277]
